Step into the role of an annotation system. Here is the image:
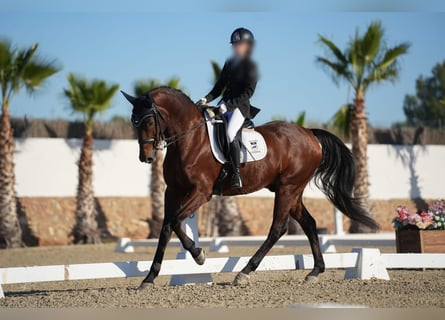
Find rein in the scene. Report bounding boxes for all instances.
[163,121,207,147]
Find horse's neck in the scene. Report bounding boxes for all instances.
[156,94,201,138]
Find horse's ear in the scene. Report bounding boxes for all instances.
[121,90,136,104]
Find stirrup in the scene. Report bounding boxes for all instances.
[231,172,243,188]
[218,164,229,181]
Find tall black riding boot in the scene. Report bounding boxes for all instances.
[229,140,242,188]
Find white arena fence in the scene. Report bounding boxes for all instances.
[2,216,445,298]
[2,248,445,298]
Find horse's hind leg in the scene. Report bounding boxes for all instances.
[290,202,325,281]
[233,186,295,285]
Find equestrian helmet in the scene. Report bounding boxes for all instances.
[230,28,254,44]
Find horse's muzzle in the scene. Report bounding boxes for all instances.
[140,155,154,164]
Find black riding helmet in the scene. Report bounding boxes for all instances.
[230,27,254,44]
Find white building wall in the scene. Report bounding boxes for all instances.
[14,138,444,200]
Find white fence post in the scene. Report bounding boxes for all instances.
[319,236,336,253]
[334,207,345,236]
[115,237,134,253]
[209,238,230,253]
[344,248,390,280]
[169,213,213,285]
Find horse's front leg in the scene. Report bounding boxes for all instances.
[139,188,176,288]
[139,186,209,289]
[139,219,172,288]
[169,188,209,265]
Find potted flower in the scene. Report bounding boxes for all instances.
[393,200,445,253]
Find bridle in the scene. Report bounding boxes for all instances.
[131,102,166,151]
[131,99,209,152]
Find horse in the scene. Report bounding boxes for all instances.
[121,87,379,288]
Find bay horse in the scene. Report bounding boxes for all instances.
[121,87,378,288]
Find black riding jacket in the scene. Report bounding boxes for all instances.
[205,56,258,119]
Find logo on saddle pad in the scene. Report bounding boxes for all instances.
[204,112,267,164]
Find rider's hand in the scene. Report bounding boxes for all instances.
[217,104,227,115]
[195,97,207,107]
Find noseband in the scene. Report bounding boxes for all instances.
[131,101,165,151]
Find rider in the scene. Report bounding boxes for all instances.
[196,27,259,189]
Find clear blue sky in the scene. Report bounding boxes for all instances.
[1,1,444,127]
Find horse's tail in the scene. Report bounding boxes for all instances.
[311,128,379,231]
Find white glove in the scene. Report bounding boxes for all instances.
[218,103,227,114]
[196,97,207,106]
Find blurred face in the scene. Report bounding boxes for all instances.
[233,41,252,57]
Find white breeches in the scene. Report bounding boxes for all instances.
[218,101,245,142]
[226,108,245,142]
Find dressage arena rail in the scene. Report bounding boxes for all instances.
[115,233,397,254]
[2,248,445,298]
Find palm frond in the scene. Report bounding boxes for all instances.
[166,77,181,89]
[348,35,365,84]
[374,42,410,72]
[330,104,352,139]
[21,60,60,92]
[64,73,118,124]
[210,60,222,83]
[362,43,410,91]
[0,40,13,100]
[0,40,60,107]
[16,44,38,75]
[0,40,13,76]
[134,79,161,96]
[361,21,384,63]
[317,35,348,64]
[316,56,352,85]
[134,77,184,96]
[295,111,306,127]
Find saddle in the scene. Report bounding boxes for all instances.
[203,108,267,164]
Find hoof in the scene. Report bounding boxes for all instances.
[194,248,206,265]
[137,282,154,290]
[305,275,319,283]
[233,272,250,286]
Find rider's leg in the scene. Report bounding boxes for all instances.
[226,108,245,188]
[229,138,242,188]
[227,108,245,142]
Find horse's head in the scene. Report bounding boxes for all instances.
[121,90,165,164]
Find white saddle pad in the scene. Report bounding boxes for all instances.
[204,112,267,164]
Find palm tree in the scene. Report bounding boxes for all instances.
[64,73,118,244]
[209,60,244,236]
[0,40,60,248]
[295,111,306,127]
[134,77,182,239]
[329,104,353,141]
[317,20,410,232]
